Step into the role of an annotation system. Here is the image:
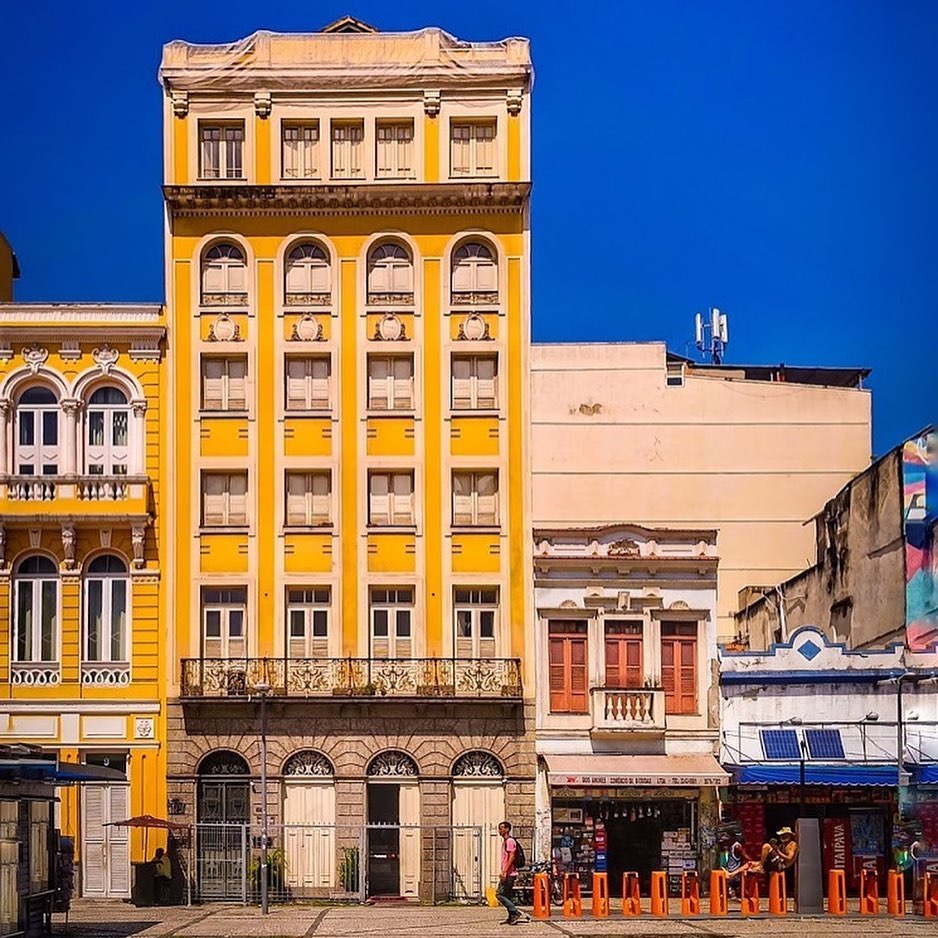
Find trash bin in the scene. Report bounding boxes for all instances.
[132,862,155,907]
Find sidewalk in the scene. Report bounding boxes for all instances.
[54,901,938,938]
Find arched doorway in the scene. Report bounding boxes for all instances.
[452,751,505,899]
[281,751,335,894]
[197,750,249,900]
[366,751,419,898]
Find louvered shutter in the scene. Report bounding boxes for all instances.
[226,258,246,294]
[202,360,225,410]
[476,472,498,525]
[228,473,247,525]
[568,636,588,712]
[310,473,331,524]
[227,358,246,410]
[288,608,307,658]
[107,786,130,897]
[395,609,412,658]
[82,787,106,896]
[332,126,347,177]
[310,609,329,657]
[452,357,472,408]
[286,359,308,410]
[392,357,413,410]
[310,358,330,409]
[369,358,389,409]
[475,256,497,293]
[204,609,222,658]
[285,258,307,295]
[475,123,495,174]
[548,637,568,712]
[227,608,246,658]
[678,638,697,713]
[392,473,414,525]
[349,125,363,176]
[451,124,470,175]
[376,124,393,177]
[372,608,390,658]
[453,473,473,526]
[476,357,497,408]
[661,639,676,712]
[455,609,474,659]
[369,473,390,525]
[397,124,413,175]
[286,473,308,525]
[283,127,299,178]
[203,475,226,525]
[202,260,225,297]
[605,636,642,688]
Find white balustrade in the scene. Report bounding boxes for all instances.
[81,663,132,686]
[10,662,61,686]
[76,477,130,501]
[7,478,57,501]
[592,687,666,732]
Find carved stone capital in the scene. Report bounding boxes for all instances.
[423,89,441,117]
[506,88,524,116]
[131,399,148,418]
[254,91,272,118]
[60,398,84,416]
[171,90,189,118]
[0,398,12,415]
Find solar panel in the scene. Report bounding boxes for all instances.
[760,729,801,760]
[805,728,845,760]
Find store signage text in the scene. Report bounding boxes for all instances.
[550,774,726,787]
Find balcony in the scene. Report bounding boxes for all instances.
[590,687,666,735]
[180,657,522,700]
[0,475,150,521]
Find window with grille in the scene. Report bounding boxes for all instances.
[331,121,364,178]
[452,471,498,526]
[201,243,247,306]
[284,243,331,306]
[201,472,248,526]
[369,471,415,526]
[450,120,496,177]
[604,620,643,688]
[548,621,588,713]
[376,120,414,178]
[367,355,414,410]
[201,357,247,411]
[367,243,413,304]
[286,588,330,657]
[202,587,247,658]
[282,122,320,179]
[285,471,331,526]
[285,356,331,411]
[454,588,498,658]
[200,123,244,179]
[451,354,497,410]
[661,621,697,714]
[370,587,414,658]
[451,242,498,304]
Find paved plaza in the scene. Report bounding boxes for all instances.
[53,901,938,938]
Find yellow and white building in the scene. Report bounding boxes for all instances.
[159,18,533,899]
[0,291,167,898]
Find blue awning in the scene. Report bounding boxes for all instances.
[0,758,126,784]
[912,765,938,785]
[731,764,898,787]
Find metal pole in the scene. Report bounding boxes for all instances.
[259,685,269,914]
[799,738,806,817]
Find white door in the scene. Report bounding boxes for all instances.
[452,781,504,896]
[283,780,335,892]
[398,782,420,898]
[81,785,130,898]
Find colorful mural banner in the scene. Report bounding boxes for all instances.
[904,428,938,650]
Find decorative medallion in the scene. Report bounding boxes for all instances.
[92,346,120,374]
[608,539,640,558]
[283,751,334,777]
[367,750,418,777]
[797,639,822,662]
[373,313,407,342]
[668,600,690,610]
[453,751,503,778]
[134,717,155,740]
[22,345,49,374]
[457,312,491,341]
[208,313,241,342]
[290,313,324,342]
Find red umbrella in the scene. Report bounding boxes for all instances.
[105,814,189,831]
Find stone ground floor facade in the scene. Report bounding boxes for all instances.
[165,699,535,902]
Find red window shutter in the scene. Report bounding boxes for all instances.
[678,638,697,713]
[548,636,568,712]
[548,630,589,714]
[605,637,642,688]
[568,637,588,712]
[661,634,697,715]
[661,639,676,711]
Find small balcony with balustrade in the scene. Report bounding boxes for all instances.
[180,656,523,702]
[590,686,667,736]
[0,474,151,522]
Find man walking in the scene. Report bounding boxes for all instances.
[496,821,530,925]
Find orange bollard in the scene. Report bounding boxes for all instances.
[562,872,582,918]
[827,869,847,916]
[681,870,700,914]
[768,871,787,915]
[887,870,904,917]
[650,871,669,916]
[741,869,761,916]
[859,868,879,915]
[532,872,550,920]
[591,872,610,917]
[622,871,641,916]
[925,872,938,919]
[709,869,728,916]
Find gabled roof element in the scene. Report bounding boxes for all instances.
[321,15,378,33]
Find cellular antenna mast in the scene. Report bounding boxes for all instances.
[695,307,729,364]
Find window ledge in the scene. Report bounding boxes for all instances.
[449,409,501,418]
[451,525,501,534]
[197,176,247,183]
[200,410,249,418]
[283,524,335,533]
[284,409,333,418]
[367,524,417,534]
[366,410,417,419]
[199,525,250,535]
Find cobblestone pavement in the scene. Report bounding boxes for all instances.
[53,901,938,938]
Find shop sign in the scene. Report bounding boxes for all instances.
[550,773,726,787]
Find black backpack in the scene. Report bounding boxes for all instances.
[512,838,527,870]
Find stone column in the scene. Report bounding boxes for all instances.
[60,398,82,476]
[131,399,147,475]
[0,399,9,476]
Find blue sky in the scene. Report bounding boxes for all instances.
[1,0,935,454]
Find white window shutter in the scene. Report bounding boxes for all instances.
[203,475,226,525]
[392,473,414,525]
[393,357,413,410]
[228,358,247,409]
[286,473,307,525]
[452,358,472,408]
[369,358,389,409]
[283,127,299,178]
[285,260,306,295]
[476,472,498,525]
[476,357,497,408]
[227,259,246,293]
[203,262,225,296]
[453,473,473,526]
[310,358,330,409]
[475,258,497,293]
[228,473,248,524]
[311,473,331,523]
[452,259,473,294]
[370,473,390,525]
[287,359,308,409]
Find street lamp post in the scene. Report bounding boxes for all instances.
[255,681,271,915]
[799,735,807,817]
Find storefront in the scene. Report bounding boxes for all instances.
[545,754,726,896]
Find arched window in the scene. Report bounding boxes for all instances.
[84,555,129,665]
[86,387,129,476]
[285,243,331,306]
[283,751,334,777]
[15,387,59,476]
[451,242,497,305]
[201,243,247,306]
[367,243,414,304]
[198,750,250,776]
[13,556,58,664]
[368,751,418,777]
[452,751,503,778]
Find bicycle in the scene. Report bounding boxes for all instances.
[514,860,564,907]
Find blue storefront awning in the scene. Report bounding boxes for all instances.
[732,764,898,787]
[912,765,938,786]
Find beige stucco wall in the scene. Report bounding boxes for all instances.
[530,342,873,639]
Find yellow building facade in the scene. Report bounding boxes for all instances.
[159,20,533,900]
[0,300,167,897]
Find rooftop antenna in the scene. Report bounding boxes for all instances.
[695,307,729,364]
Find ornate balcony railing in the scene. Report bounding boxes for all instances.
[591,687,666,734]
[181,656,522,700]
[6,477,57,501]
[2,474,146,502]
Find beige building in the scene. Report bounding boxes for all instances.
[531,342,872,640]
